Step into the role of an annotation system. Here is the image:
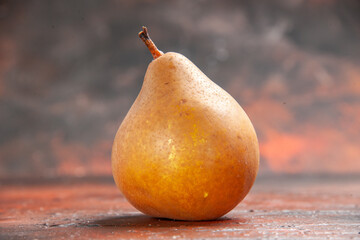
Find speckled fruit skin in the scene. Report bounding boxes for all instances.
[112,52,259,221]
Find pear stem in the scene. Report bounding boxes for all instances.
[139,26,164,60]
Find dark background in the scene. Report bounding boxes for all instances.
[1,0,360,178]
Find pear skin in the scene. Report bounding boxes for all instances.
[111,28,259,221]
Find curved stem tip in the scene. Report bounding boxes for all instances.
[139,26,164,60]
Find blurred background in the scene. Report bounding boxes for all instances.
[1,0,360,179]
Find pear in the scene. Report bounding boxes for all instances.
[112,27,259,221]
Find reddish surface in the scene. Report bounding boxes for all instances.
[1,176,359,239]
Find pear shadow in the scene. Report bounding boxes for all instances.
[82,214,247,229]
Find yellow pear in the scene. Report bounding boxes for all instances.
[112,27,259,221]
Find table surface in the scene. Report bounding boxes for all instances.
[1,175,359,239]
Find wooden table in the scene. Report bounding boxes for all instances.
[1,175,359,239]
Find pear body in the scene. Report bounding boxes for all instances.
[112,52,259,221]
